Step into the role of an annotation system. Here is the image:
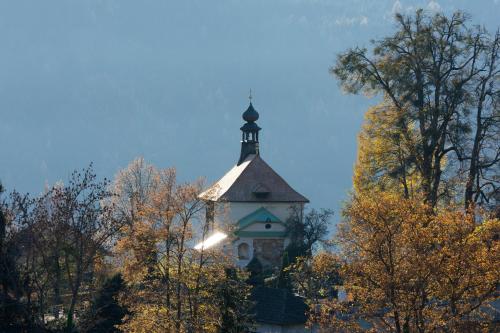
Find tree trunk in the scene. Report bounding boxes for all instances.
[65,269,82,333]
[176,230,186,332]
[465,81,486,209]
[53,252,62,318]
[66,287,79,333]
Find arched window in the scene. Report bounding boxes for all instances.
[238,243,250,260]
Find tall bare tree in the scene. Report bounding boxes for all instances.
[50,165,125,332]
[333,10,500,208]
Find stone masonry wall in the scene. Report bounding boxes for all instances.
[253,239,284,269]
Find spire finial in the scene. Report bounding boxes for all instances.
[249,88,252,102]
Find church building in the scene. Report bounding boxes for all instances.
[200,100,311,332]
[200,100,308,269]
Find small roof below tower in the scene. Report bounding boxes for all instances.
[199,154,309,203]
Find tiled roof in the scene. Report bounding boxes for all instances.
[251,287,308,325]
[199,154,309,203]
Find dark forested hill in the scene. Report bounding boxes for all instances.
[0,0,498,218]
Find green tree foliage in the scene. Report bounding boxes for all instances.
[333,10,500,209]
[213,268,254,333]
[80,274,128,333]
[246,257,264,286]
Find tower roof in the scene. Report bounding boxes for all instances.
[199,154,309,203]
[242,102,259,122]
[240,122,261,132]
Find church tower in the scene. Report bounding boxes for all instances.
[238,101,261,165]
[200,99,308,269]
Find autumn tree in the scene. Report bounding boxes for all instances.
[108,157,157,227]
[313,193,499,332]
[113,159,252,333]
[353,102,419,197]
[286,252,340,304]
[333,10,500,208]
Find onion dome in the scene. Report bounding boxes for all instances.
[242,103,259,122]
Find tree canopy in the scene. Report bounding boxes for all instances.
[333,10,499,209]
[314,192,499,332]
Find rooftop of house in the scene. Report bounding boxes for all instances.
[199,154,309,203]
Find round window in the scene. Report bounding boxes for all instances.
[265,223,271,229]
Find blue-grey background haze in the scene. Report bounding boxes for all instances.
[0,1,498,224]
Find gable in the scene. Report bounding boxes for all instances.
[235,207,287,238]
[237,207,283,230]
[200,155,309,203]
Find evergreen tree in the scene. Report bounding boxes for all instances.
[245,257,264,286]
[214,268,254,333]
[80,274,128,333]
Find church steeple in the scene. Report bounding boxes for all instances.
[238,97,261,165]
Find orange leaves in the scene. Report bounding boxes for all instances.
[110,159,252,332]
[318,192,500,332]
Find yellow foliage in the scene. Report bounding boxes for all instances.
[314,192,500,332]
[354,101,418,196]
[111,160,252,332]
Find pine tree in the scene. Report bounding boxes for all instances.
[80,274,128,333]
